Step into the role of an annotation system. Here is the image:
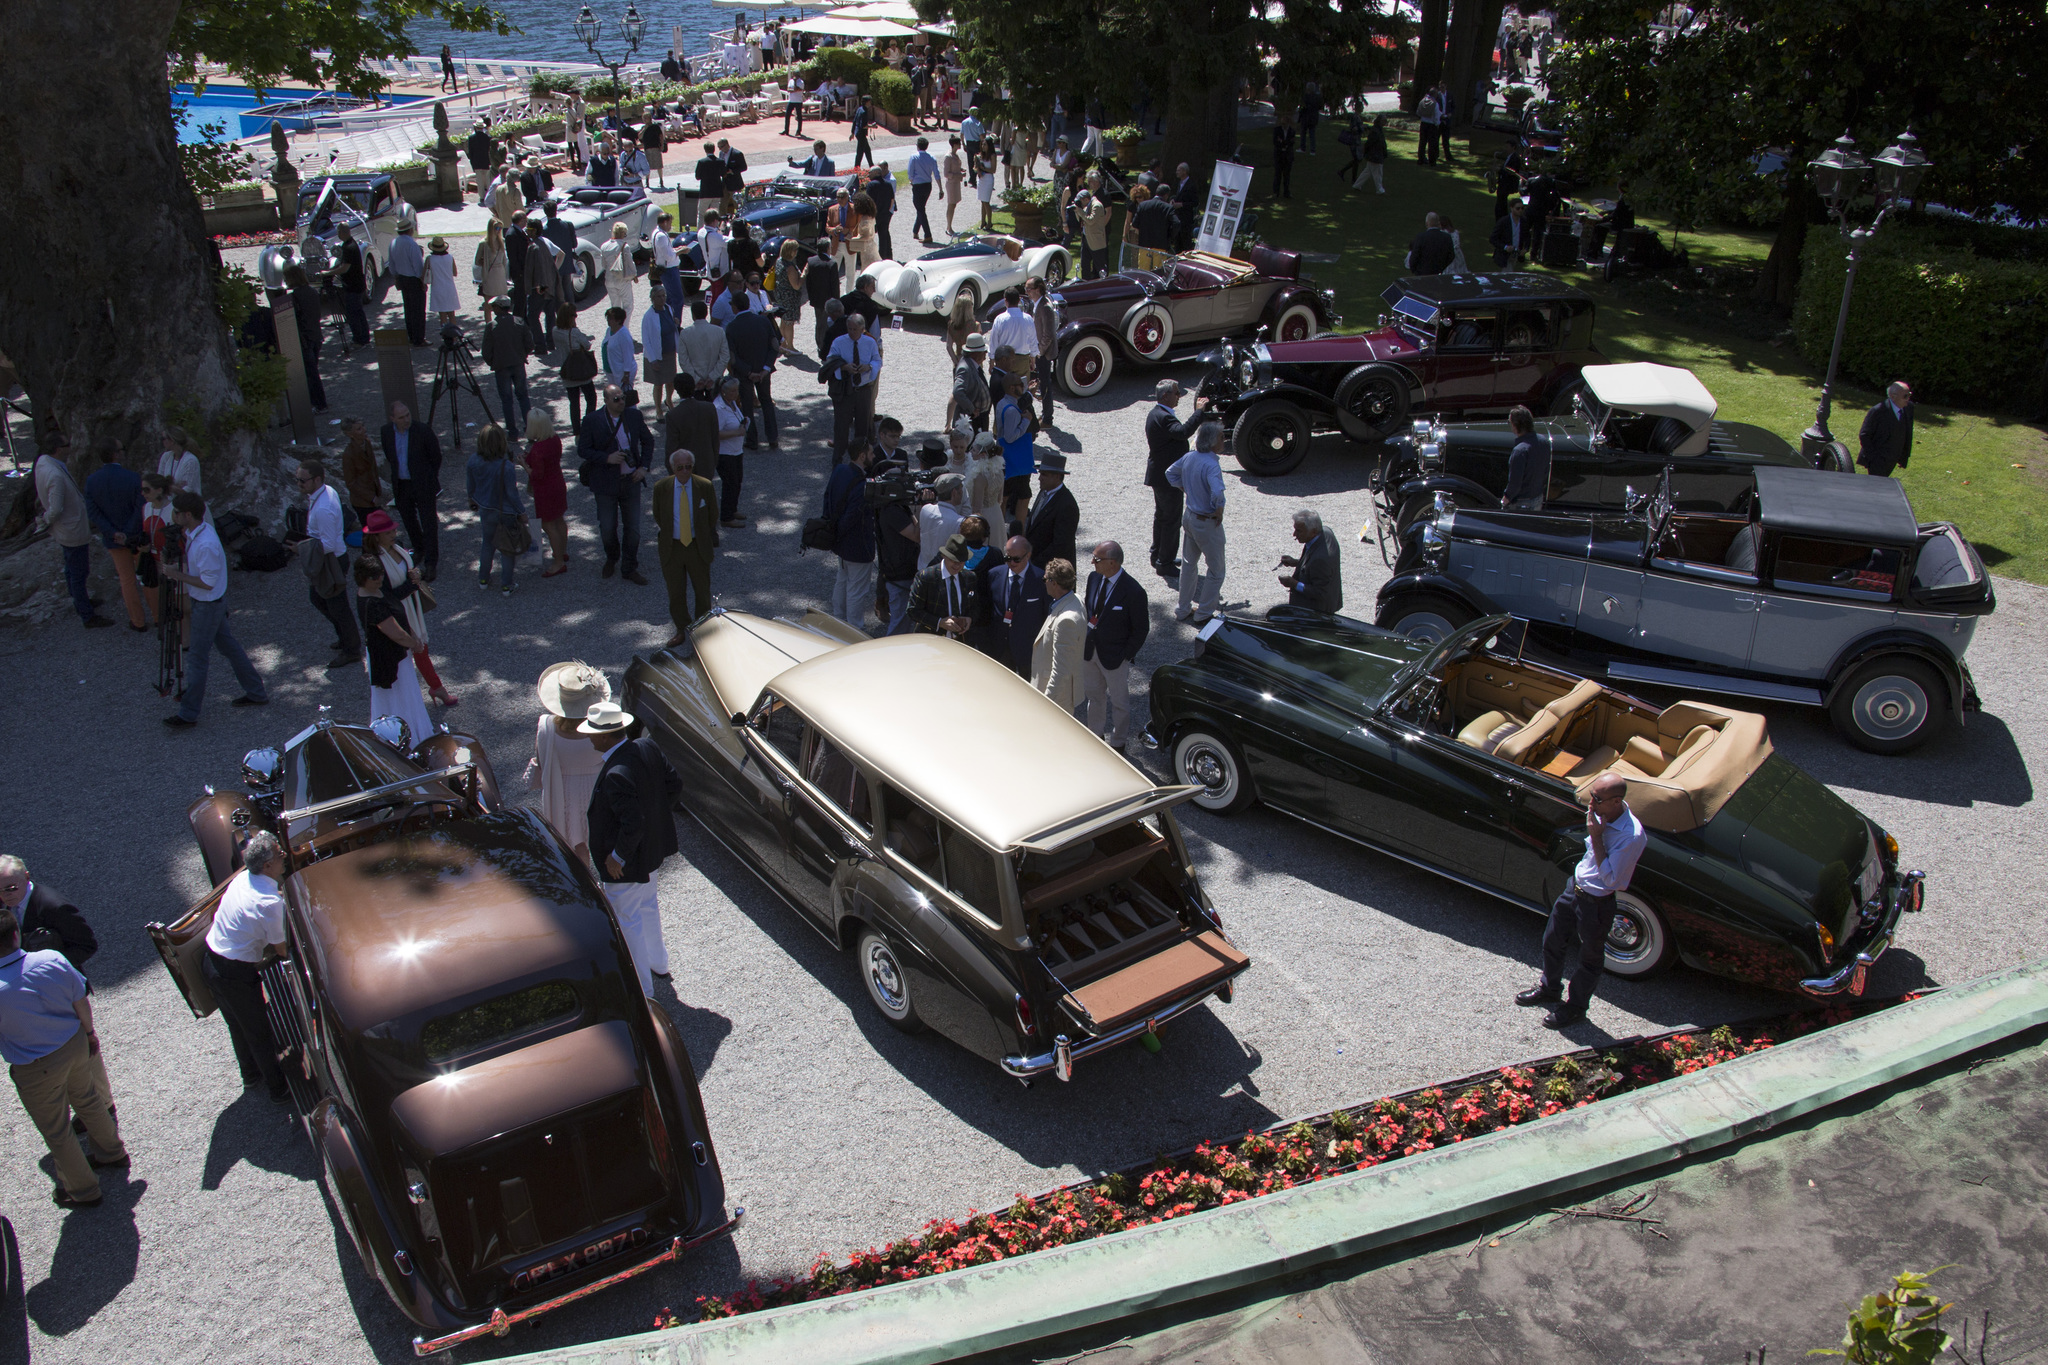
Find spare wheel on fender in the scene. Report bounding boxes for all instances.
[1122,301,1175,360]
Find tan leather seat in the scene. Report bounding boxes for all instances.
[1496,711,1561,767]
[1457,710,1515,751]
[1541,679,1604,722]
[1563,745,1618,779]
[1622,734,1670,775]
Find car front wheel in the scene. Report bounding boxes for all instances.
[1271,301,1318,342]
[856,929,926,1032]
[1231,400,1312,476]
[1333,364,1412,441]
[572,252,603,304]
[948,280,980,319]
[1830,657,1946,755]
[1173,729,1256,815]
[1380,592,1473,645]
[1060,335,1115,397]
[1604,892,1676,978]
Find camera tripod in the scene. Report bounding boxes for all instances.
[155,576,186,699]
[425,326,492,451]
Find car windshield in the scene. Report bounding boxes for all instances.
[1386,615,1518,700]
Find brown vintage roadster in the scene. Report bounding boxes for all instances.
[147,713,737,1355]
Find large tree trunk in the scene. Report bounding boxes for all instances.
[1447,0,1506,130]
[1163,74,1243,179]
[1755,174,1816,313]
[0,0,244,461]
[1413,0,1449,108]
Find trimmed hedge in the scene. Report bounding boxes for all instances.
[869,68,913,116]
[813,45,878,90]
[1794,228,2048,410]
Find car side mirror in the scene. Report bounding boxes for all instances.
[730,712,747,729]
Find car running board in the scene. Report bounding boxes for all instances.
[1604,662,1823,707]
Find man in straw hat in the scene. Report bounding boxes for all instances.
[582,701,682,995]
[531,662,613,864]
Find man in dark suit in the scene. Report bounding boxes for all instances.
[0,857,96,971]
[1524,172,1561,243]
[379,400,442,579]
[1144,380,1207,577]
[652,449,720,646]
[664,371,720,463]
[1025,452,1080,569]
[1489,202,1530,268]
[804,240,842,353]
[1857,381,1914,477]
[839,278,888,336]
[985,535,1049,676]
[1171,163,1206,253]
[578,383,655,584]
[1279,509,1343,614]
[724,292,780,450]
[1405,213,1457,275]
[906,533,985,639]
[583,702,683,995]
[1081,541,1149,750]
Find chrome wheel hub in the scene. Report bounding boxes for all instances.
[1854,676,1928,740]
[867,946,906,1010]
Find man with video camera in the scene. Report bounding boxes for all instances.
[160,493,268,728]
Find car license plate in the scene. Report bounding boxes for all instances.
[1857,839,1884,908]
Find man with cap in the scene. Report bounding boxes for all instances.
[652,449,720,648]
[0,901,127,1210]
[1080,540,1148,751]
[1144,380,1207,578]
[583,700,683,995]
[949,332,992,433]
[1030,558,1087,713]
[1024,450,1079,569]
[387,220,428,346]
[907,533,985,639]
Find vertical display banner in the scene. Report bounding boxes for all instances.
[1197,160,1255,257]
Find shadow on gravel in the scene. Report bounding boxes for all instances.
[0,1216,22,1365]
[201,1090,319,1190]
[22,1177,144,1337]
[1784,712,2032,810]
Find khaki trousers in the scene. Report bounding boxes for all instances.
[1081,656,1131,747]
[109,545,151,628]
[11,1025,125,1199]
[1178,512,1226,620]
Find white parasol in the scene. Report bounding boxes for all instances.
[781,12,919,35]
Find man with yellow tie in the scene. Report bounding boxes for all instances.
[653,449,720,647]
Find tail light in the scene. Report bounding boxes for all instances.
[1014,993,1036,1038]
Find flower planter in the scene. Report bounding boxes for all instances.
[213,186,266,207]
[1009,205,1044,240]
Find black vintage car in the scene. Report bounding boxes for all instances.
[147,717,737,1354]
[1363,360,1848,562]
[1376,465,1994,753]
[1146,610,1922,997]
[1201,273,1604,475]
[1051,245,1340,399]
[623,610,1250,1084]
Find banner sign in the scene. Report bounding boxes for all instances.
[1196,161,1255,257]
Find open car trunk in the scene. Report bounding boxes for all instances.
[1018,820,1249,1036]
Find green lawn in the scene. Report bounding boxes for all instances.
[1211,120,2048,586]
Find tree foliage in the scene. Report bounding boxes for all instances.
[171,0,506,97]
[1548,0,2048,306]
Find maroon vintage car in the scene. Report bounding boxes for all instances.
[1199,273,1604,475]
[1050,246,1341,398]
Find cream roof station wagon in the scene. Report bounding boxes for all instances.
[622,610,1251,1083]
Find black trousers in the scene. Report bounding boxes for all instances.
[911,181,933,240]
[301,332,327,409]
[876,214,894,263]
[832,384,876,462]
[1081,242,1108,279]
[395,274,427,344]
[854,134,874,167]
[529,289,557,353]
[733,369,778,447]
[1540,883,1617,1007]
[718,452,745,519]
[1272,157,1293,198]
[391,479,440,566]
[311,583,362,657]
[1034,354,1055,427]
[1150,484,1183,567]
[203,949,286,1095]
[783,104,804,136]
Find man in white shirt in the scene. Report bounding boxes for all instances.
[1517,773,1650,1029]
[160,492,268,726]
[651,211,684,314]
[907,136,940,244]
[602,305,637,393]
[295,459,361,670]
[700,212,730,280]
[827,313,883,460]
[985,286,1037,361]
[199,832,291,1101]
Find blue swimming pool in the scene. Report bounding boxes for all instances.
[172,84,424,144]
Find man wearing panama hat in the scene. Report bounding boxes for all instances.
[582,701,682,995]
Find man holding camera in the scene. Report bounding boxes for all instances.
[161,493,268,728]
[873,451,923,635]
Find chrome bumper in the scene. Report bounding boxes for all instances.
[1000,971,1244,1082]
[1797,870,1923,998]
[412,1209,743,1356]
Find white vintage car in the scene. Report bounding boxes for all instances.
[859,235,1072,316]
[550,185,666,303]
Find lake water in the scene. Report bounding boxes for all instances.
[404,0,813,67]
[173,84,426,144]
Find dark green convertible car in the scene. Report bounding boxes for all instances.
[1143,609,1923,996]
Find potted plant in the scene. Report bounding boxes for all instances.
[212,180,266,207]
[1504,84,1536,118]
[1002,182,1056,239]
[1105,124,1144,165]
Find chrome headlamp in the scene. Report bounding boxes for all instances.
[241,747,283,790]
[1419,441,1443,472]
[1419,490,1454,552]
[1236,355,1258,388]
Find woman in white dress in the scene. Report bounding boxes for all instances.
[364,509,457,707]
[600,222,636,325]
[473,220,510,313]
[426,236,460,321]
[976,147,997,230]
[524,661,611,866]
[354,556,434,748]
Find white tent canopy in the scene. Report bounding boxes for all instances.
[829,1,922,20]
[782,12,918,35]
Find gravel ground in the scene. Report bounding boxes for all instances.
[1,244,2042,1365]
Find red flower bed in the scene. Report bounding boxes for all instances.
[673,1002,1892,1325]
[213,230,296,249]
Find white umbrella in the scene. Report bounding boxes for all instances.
[829,1,923,20]
[782,12,918,35]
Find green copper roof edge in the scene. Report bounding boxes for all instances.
[493,959,2048,1365]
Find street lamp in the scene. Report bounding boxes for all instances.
[575,3,648,130]
[1801,128,1931,460]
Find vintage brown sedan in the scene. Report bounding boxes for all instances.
[148,715,737,1355]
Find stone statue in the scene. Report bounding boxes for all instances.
[433,100,455,159]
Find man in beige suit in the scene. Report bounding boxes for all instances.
[652,449,720,646]
[1030,558,1086,714]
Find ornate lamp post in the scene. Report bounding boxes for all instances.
[575,3,648,131]
[1801,128,1932,460]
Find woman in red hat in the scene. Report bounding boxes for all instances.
[363,509,458,707]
